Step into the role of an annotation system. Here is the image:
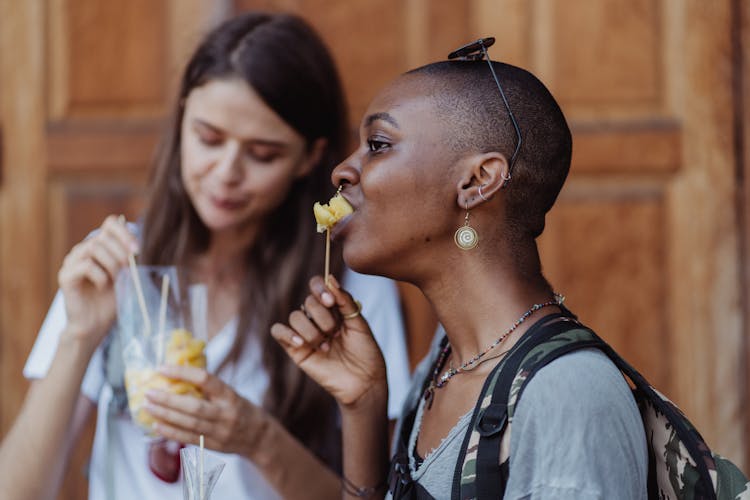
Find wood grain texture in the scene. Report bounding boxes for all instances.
[571,122,681,173]
[47,122,161,172]
[549,0,661,106]
[741,0,750,474]
[539,182,669,389]
[667,0,744,465]
[0,0,48,436]
[50,0,168,119]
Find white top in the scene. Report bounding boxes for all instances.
[24,269,411,500]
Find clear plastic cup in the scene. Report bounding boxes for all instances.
[180,446,225,500]
[115,265,208,432]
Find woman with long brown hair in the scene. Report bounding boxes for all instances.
[0,12,409,500]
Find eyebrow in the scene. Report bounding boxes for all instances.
[193,118,287,148]
[364,112,400,129]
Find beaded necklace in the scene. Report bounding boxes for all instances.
[422,293,564,409]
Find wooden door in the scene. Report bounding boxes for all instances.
[234,0,748,468]
[0,2,747,499]
[0,1,228,497]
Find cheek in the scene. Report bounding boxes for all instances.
[245,163,299,205]
[180,139,212,187]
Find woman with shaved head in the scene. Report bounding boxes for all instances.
[272,39,648,499]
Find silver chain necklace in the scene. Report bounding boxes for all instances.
[423,293,564,409]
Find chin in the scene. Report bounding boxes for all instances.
[342,242,402,281]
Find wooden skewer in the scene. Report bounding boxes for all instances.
[324,227,331,286]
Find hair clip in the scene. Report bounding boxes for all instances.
[447,37,495,61]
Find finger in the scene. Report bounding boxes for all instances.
[87,239,122,283]
[60,257,109,290]
[309,275,336,308]
[102,214,139,254]
[95,229,131,266]
[319,275,370,330]
[145,400,214,435]
[270,322,316,362]
[145,389,221,421]
[151,420,201,446]
[303,294,338,335]
[288,310,327,348]
[157,366,227,398]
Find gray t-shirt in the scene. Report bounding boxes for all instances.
[390,335,648,499]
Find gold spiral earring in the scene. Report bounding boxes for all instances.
[454,203,478,250]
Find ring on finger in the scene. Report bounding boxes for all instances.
[342,300,362,320]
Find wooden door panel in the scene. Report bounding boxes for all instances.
[539,184,668,389]
[48,0,169,120]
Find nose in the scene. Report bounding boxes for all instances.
[332,150,360,189]
[215,142,244,184]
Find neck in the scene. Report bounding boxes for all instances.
[418,245,557,366]
[193,225,258,284]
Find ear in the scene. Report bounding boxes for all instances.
[296,137,328,178]
[455,152,510,209]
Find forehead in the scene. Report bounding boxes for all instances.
[184,77,302,143]
[363,75,441,128]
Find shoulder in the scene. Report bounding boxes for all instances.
[506,348,648,498]
[520,348,633,411]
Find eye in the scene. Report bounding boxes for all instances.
[367,138,390,153]
[198,134,222,147]
[246,144,282,164]
[194,127,222,147]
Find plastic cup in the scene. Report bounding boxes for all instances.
[115,266,208,432]
[180,446,225,500]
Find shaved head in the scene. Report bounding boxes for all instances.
[405,60,572,239]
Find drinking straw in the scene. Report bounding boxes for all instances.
[119,215,151,337]
[157,274,169,364]
[128,254,151,337]
[200,434,205,500]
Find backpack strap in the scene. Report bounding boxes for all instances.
[452,312,580,499]
[506,327,718,499]
[388,336,448,499]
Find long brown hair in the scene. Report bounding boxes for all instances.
[139,12,347,467]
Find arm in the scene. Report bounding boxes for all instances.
[145,366,342,499]
[0,215,137,500]
[270,274,391,499]
[339,382,390,499]
[0,338,96,500]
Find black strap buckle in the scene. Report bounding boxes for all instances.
[476,402,508,437]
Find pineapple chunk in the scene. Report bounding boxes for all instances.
[313,194,354,233]
[125,328,207,430]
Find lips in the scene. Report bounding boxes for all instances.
[330,194,356,241]
[209,194,247,211]
[330,213,353,241]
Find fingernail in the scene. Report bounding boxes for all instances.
[320,342,330,352]
[130,242,139,254]
[292,335,304,346]
[321,291,334,306]
[118,215,126,225]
